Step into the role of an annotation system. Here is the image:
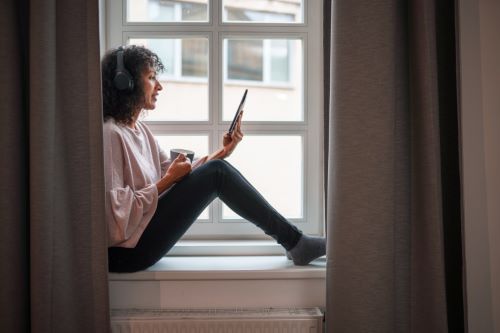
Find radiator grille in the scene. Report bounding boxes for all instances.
[111,308,323,333]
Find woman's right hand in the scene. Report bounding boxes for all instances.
[165,153,192,183]
[156,153,192,194]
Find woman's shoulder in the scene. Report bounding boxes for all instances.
[103,118,131,148]
[103,118,125,135]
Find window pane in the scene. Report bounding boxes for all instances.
[182,39,209,77]
[149,38,175,76]
[222,0,303,23]
[227,40,263,81]
[270,40,289,82]
[127,0,208,22]
[129,38,209,121]
[223,38,303,121]
[222,135,303,219]
[156,135,209,219]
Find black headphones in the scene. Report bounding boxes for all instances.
[113,47,134,91]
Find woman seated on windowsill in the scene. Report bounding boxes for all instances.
[103,45,326,273]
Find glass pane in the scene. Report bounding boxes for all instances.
[223,38,303,121]
[182,39,209,77]
[222,0,303,23]
[227,40,263,81]
[129,38,209,121]
[222,135,303,219]
[156,135,209,219]
[127,0,208,22]
[270,40,289,82]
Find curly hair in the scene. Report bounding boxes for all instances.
[102,45,164,125]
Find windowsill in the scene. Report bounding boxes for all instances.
[109,255,326,281]
[108,255,326,309]
[165,239,288,256]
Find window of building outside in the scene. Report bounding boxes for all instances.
[106,0,324,241]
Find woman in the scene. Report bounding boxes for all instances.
[103,45,326,272]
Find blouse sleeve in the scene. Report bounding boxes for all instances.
[158,143,172,177]
[104,127,159,246]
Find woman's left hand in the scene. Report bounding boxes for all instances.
[222,111,244,158]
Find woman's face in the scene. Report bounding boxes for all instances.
[141,66,163,110]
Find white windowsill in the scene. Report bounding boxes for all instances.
[108,255,326,309]
[166,239,287,256]
[109,255,326,281]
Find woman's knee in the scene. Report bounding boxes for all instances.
[204,159,232,172]
[191,159,237,183]
[186,159,226,181]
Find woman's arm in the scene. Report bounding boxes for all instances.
[193,112,244,168]
[104,124,160,245]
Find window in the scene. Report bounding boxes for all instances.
[106,0,324,239]
[225,39,294,85]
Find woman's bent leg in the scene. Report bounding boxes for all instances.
[213,159,302,248]
[108,160,302,272]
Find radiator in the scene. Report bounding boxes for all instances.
[111,307,324,333]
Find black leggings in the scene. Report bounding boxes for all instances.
[108,159,302,272]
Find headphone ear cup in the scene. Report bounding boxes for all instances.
[113,70,134,91]
[113,47,134,91]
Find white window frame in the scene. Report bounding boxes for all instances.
[105,0,324,241]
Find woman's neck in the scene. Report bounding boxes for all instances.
[127,110,141,129]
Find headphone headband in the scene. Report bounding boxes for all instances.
[113,46,134,91]
[116,47,125,72]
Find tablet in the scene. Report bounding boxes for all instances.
[228,89,248,134]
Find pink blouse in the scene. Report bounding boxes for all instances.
[103,118,170,248]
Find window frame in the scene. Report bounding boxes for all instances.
[105,0,324,240]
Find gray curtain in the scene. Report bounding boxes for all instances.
[325,0,464,332]
[0,0,110,332]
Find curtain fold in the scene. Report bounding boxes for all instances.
[0,1,30,331]
[325,0,464,332]
[0,0,110,332]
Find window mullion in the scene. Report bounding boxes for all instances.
[212,0,222,227]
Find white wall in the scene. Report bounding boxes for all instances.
[459,0,500,332]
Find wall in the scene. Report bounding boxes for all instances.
[459,0,500,332]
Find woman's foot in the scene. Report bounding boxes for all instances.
[286,235,326,265]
